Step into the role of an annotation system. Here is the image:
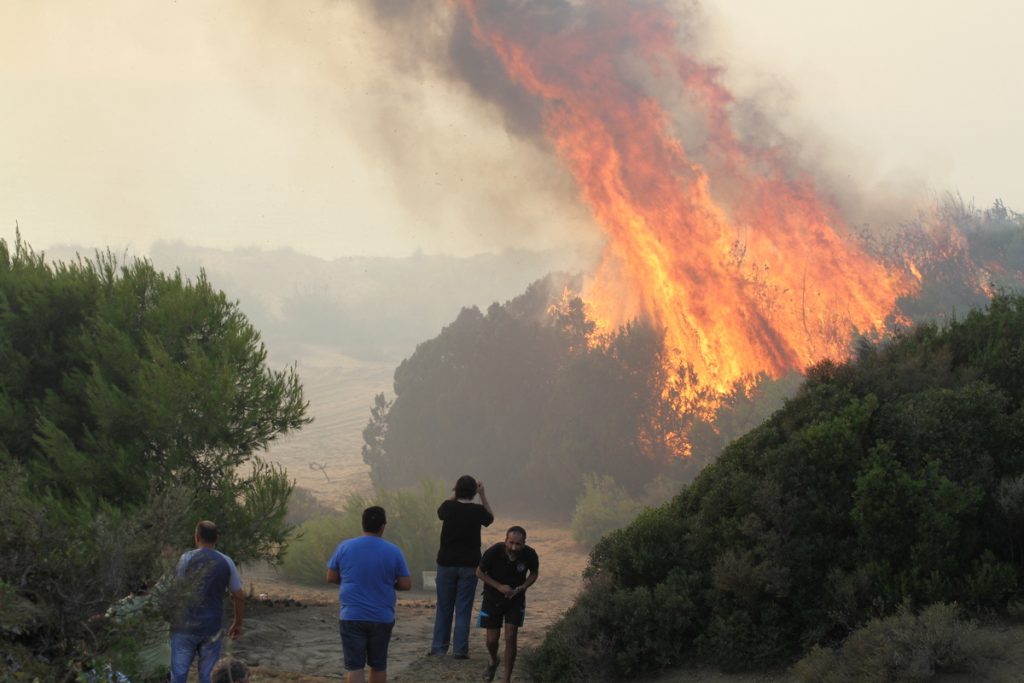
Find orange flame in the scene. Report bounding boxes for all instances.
[461,1,913,403]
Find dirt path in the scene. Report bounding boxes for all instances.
[230,518,587,682]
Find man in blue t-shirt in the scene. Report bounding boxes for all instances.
[170,520,244,683]
[327,506,411,683]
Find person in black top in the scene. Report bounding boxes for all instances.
[476,526,539,683]
[429,475,494,657]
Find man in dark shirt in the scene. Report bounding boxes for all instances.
[430,475,494,657]
[476,526,539,683]
[169,521,244,683]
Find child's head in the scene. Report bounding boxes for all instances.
[212,659,250,683]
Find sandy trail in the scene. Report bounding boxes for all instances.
[230,519,588,682]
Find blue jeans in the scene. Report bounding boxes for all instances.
[169,631,223,683]
[431,564,479,656]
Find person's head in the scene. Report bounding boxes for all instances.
[212,659,250,683]
[505,526,526,557]
[195,520,218,545]
[362,506,387,534]
[454,475,478,500]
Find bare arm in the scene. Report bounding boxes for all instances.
[511,569,538,598]
[229,589,244,639]
[326,568,340,584]
[476,565,514,598]
[395,575,412,591]
[476,480,493,517]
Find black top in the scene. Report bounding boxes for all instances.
[478,542,539,601]
[436,499,494,567]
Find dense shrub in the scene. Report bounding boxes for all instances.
[281,480,443,588]
[791,603,995,682]
[526,295,1024,681]
[280,516,356,587]
[570,474,644,548]
[0,457,189,681]
[362,276,796,516]
[0,237,308,677]
[285,486,337,526]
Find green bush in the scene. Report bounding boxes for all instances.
[528,294,1024,680]
[0,236,309,676]
[285,486,337,526]
[524,569,704,681]
[0,457,189,680]
[374,479,445,587]
[791,603,995,682]
[280,480,443,588]
[280,515,358,586]
[570,473,644,548]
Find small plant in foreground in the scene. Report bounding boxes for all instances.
[791,603,998,683]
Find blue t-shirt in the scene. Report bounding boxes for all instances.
[174,548,242,637]
[327,535,410,623]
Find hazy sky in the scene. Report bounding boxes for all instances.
[2,1,1021,260]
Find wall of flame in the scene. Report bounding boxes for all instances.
[461,0,916,404]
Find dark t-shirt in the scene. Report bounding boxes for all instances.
[436,499,494,567]
[478,542,539,602]
[173,548,241,637]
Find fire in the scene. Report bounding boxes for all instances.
[460,1,914,405]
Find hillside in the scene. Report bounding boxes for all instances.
[263,358,392,507]
[525,294,1024,681]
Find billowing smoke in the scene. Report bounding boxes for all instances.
[339,0,1021,407]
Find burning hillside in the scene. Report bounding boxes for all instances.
[459,0,917,403]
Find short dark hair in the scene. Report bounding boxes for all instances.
[196,520,218,544]
[507,525,527,542]
[362,506,387,533]
[454,475,477,499]
[212,659,250,683]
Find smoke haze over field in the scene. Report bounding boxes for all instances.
[2,0,1023,262]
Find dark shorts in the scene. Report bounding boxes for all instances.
[339,620,394,671]
[477,595,526,629]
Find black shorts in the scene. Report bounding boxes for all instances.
[340,620,394,671]
[477,595,525,629]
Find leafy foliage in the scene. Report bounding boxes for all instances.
[570,474,644,549]
[526,294,1024,681]
[362,275,794,515]
[285,486,338,527]
[0,236,309,677]
[791,603,995,682]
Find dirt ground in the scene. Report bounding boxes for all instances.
[228,517,587,682]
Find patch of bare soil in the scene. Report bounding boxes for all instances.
[230,518,587,682]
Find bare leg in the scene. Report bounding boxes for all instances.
[367,667,387,683]
[502,624,518,683]
[345,670,366,683]
[485,627,501,668]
